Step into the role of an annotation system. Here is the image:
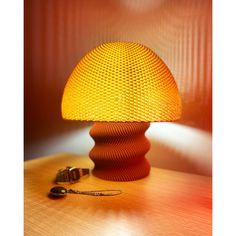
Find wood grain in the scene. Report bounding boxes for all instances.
[24,153,212,236]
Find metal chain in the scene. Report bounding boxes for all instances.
[67,189,122,196]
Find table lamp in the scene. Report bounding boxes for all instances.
[61,42,181,181]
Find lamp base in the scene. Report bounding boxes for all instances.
[89,122,151,181]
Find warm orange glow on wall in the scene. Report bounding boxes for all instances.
[62,42,181,122]
[25,0,211,177]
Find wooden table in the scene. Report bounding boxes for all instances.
[24,153,212,236]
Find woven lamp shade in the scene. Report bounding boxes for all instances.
[62,42,181,122]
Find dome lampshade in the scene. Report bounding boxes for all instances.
[62,42,181,122]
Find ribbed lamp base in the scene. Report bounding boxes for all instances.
[89,122,151,181]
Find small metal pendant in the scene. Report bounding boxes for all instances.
[50,186,67,197]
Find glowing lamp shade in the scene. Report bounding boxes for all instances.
[62,42,181,181]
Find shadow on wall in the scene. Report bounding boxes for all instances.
[146,123,212,176]
[24,125,93,160]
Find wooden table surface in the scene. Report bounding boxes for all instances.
[24,153,212,236]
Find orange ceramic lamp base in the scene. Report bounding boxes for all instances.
[89,122,151,181]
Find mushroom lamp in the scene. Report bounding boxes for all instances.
[61,42,181,181]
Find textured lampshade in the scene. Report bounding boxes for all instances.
[62,42,181,122]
